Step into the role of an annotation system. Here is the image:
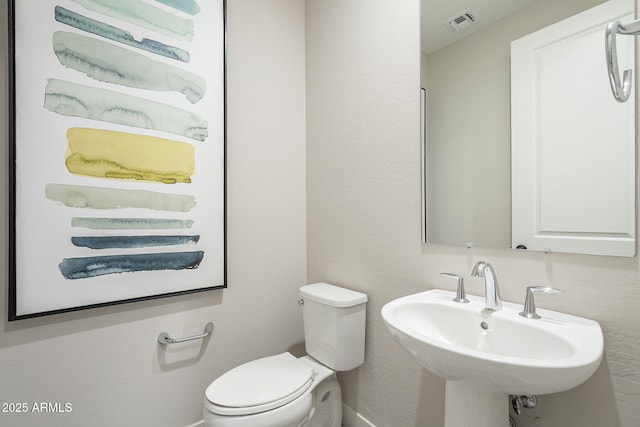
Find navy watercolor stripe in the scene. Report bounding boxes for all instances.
[59,251,205,279]
[71,235,200,249]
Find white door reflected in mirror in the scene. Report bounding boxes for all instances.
[421,0,636,257]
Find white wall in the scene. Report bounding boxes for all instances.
[0,1,307,426]
[306,1,640,427]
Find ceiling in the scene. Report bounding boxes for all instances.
[421,0,539,54]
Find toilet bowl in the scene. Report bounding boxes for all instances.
[203,353,340,427]
[203,283,368,427]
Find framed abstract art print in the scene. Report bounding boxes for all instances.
[8,0,226,320]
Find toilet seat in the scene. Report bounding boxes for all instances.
[205,352,314,416]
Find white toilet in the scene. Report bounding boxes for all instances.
[203,283,368,427]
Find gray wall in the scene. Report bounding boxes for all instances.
[306,0,640,426]
[0,1,307,426]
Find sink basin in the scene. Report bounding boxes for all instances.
[381,289,603,396]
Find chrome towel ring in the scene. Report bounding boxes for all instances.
[605,19,640,102]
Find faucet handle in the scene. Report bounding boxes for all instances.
[441,273,469,303]
[519,286,563,319]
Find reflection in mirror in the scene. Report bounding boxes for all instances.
[421,0,636,256]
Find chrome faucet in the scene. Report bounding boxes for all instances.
[471,261,502,311]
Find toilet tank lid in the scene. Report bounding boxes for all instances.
[300,283,367,307]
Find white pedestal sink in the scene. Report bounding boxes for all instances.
[381,289,603,427]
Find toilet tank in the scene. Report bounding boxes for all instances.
[299,283,368,371]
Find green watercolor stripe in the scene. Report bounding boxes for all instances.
[46,183,196,212]
[155,0,201,15]
[55,6,190,62]
[44,79,208,141]
[71,217,194,230]
[71,0,194,42]
[53,32,206,103]
[59,251,204,279]
[71,235,200,249]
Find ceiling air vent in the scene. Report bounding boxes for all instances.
[445,9,476,32]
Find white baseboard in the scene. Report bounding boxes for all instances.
[342,403,376,427]
[191,404,375,427]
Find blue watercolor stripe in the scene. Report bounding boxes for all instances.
[71,217,194,230]
[71,235,200,249]
[59,251,204,279]
[70,0,194,42]
[155,0,201,15]
[55,6,190,62]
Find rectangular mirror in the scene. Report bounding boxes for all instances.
[421,0,636,256]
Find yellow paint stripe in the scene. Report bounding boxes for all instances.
[66,128,195,184]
